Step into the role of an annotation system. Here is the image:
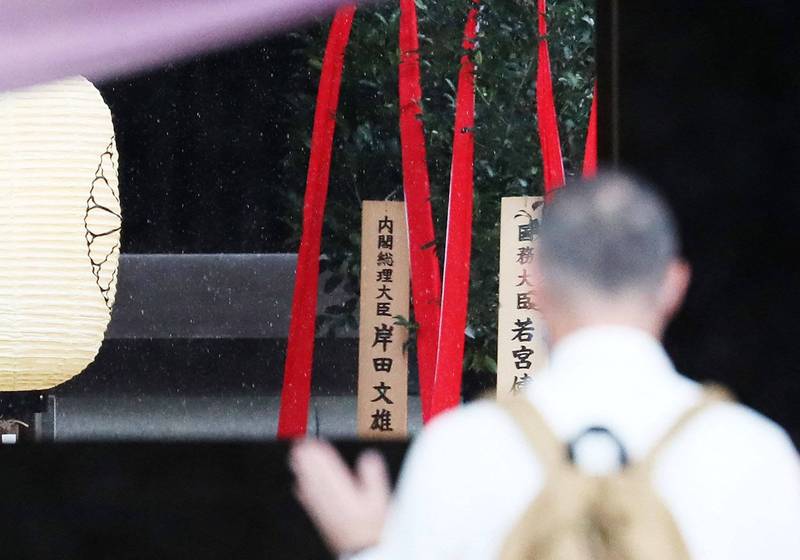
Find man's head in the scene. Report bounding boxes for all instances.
[533,172,690,341]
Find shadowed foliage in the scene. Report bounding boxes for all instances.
[279,0,595,390]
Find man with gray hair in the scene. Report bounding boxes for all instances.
[290,173,800,559]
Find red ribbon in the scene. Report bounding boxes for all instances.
[582,82,598,177]
[277,5,356,439]
[536,0,565,193]
[429,2,480,418]
[278,2,596,433]
[399,0,442,423]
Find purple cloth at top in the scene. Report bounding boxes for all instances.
[0,0,355,92]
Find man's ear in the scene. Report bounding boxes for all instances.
[660,259,691,321]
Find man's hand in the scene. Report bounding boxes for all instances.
[289,440,391,556]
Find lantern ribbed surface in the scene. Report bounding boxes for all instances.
[0,76,120,391]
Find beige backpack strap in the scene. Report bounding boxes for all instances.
[641,384,733,470]
[499,396,566,469]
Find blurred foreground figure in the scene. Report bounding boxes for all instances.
[290,173,800,559]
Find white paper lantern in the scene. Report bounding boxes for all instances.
[0,76,121,391]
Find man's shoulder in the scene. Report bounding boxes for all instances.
[423,399,516,441]
[416,395,798,474]
[654,399,800,557]
[405,399,546,503]
[661,399,798,480]
[688,400,794,451]
[412,398,536,466]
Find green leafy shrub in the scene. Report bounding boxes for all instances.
[280,0,595,389]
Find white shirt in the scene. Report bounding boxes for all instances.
[353,326,800,560]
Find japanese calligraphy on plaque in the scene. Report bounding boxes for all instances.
[497,196,548,399]
[357,201,410,439]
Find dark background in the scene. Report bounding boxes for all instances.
[602,1,800,444]
[0,442,408,560]
[2,1,799,559]
[99,35,310,254]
